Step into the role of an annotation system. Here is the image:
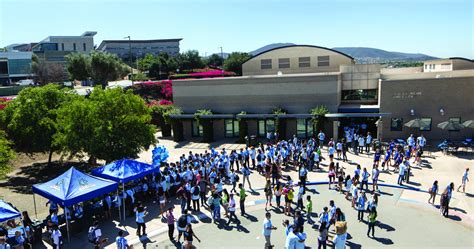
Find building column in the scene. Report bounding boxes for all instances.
[333,120,339,141]
[377,120,383,141]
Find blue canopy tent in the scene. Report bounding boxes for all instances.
[91,159,155,220]
[32,167,118,241]
[0,200,20,223]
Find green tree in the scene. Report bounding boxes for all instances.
[223,52,251,75]
[206,54,224,67]
[54,87,157,163]
[32,54,67,84]
[310,105,329,134]
[65,53,90,81]
[178,50,205,71]
[1,84,69,165]
[137,53,156,72]
[90,52,129,89]
[0,131,15,177]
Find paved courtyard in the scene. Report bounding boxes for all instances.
[1,135,473,248]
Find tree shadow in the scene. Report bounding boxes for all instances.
[0,161,97,194]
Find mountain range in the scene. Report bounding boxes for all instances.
[248,43,438,62]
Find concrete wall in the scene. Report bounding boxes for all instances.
[242,46,353,76]
[49,37,94,53]
[379,76,474,142]
[173,73,341,114]
[453,59,474,71]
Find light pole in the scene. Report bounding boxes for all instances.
[124,36,132,84]
[218,46,224,76]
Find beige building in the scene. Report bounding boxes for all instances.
[170,45,474,144]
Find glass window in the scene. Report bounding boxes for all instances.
[420,118,432,131]
[307,120,314,137]
[7,59,31,74]
[449,117,461,131]
[391,118,403,131]
[192,120,203,137]
[83,43,87,51]
[299,57,310,67]
[225,119,239,137]
[258,120,266,137]
[317,56,330,67]
[266,119,275,132]
[278,58,290,69]
[0,61,8,74]
[297,119,306,138]
[261,59,272,70]
[73,43,76,51]
[233,120,239,137]
[61,43,64,51]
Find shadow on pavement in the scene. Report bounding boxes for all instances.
[373,236,394,245]
[377,221,396,232]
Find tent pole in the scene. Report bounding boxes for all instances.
[122,182,126,223]
[117,189,121,221]
[65,205,70,242]
[33,194,38,219]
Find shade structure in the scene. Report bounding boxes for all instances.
[32,167,118,207]
[437,120,464,130]
[91,159,155,184]
[0,200,20,222]
[462,120,474,128]
[404,118,431,128]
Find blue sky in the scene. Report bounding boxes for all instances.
[1,0,472,58]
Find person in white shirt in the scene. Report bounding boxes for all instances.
[262,212,277,248]
[358,136,365,154]
[295,232,306,249]
[318,131,325,148]
[365,132,372,153]
[51,225,62,249]
[457,168,470,193]
[398,161,408,185]
[116,230,132,249]
[333,232,347,249]
[285,227,300,249]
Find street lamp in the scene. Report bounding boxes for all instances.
[218,46,224,76]
[124,36,132,84]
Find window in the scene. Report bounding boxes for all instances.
[261,59,272,70]
[391,118,403,131]
[297,119,314,138]
[299,57,310,67]
[225,119,239,137]
[342,89,378,101]
[449,117,461,131]
[192,120,203,137]
[258,119,275,137]
[441,63,451,70]
[83,43,86,51]
[61,43,64,51]
[420,118,432,131]
[317,56,330,67]
[424,64,428,70]
[73,43,76,51]
[278,58,290,69]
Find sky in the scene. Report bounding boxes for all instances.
[1,0,473,58]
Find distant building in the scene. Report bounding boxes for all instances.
[171,45,474,142]
[0,51,33,85]
[97,38,182,61]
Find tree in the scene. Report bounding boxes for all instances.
[65,53,90,81]
[223,52,251,75]
[90,52,129,89]
[32,54,67,84]
[0,131,15,177]
[206,54,224,67]
[310,105,329,134]
[1,84,69,165]
[178,50,205,71]
[137,53,156,72]
[54,87,157,163]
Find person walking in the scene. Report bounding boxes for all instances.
[239,183,247,216]
[306,195,313,224]
[116,230,132,249]
[176,210,191,244]
[134,204,147,237]
[183,224,200,249]
[367,206,377,238]
[274,183,283,209]
[318,131,325,148]
[191,184,200,212]
[360,168,370,191]
[166,208,176,241]
[328,163,336,190]
[51,225,62,249]
[441,183,454,217]
[263,212,277,249]
[265,180,273,210]
[398,162,407,185]
[372,166,380,192]
[457,168,469,193]
[356,191,366,221]
[227,194,239,225]
[242,165,252,190]
[428,180,438,204]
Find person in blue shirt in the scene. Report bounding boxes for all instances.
[134,204,148,237]
[360,168,370,191]
[116,230,131,249]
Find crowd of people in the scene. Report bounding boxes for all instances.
[1,129,470,249]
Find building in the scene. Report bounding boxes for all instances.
[170,45,474,142]
[0,51,34,85]
[97,38,182,61]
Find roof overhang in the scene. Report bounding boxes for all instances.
[325,113,391,118]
